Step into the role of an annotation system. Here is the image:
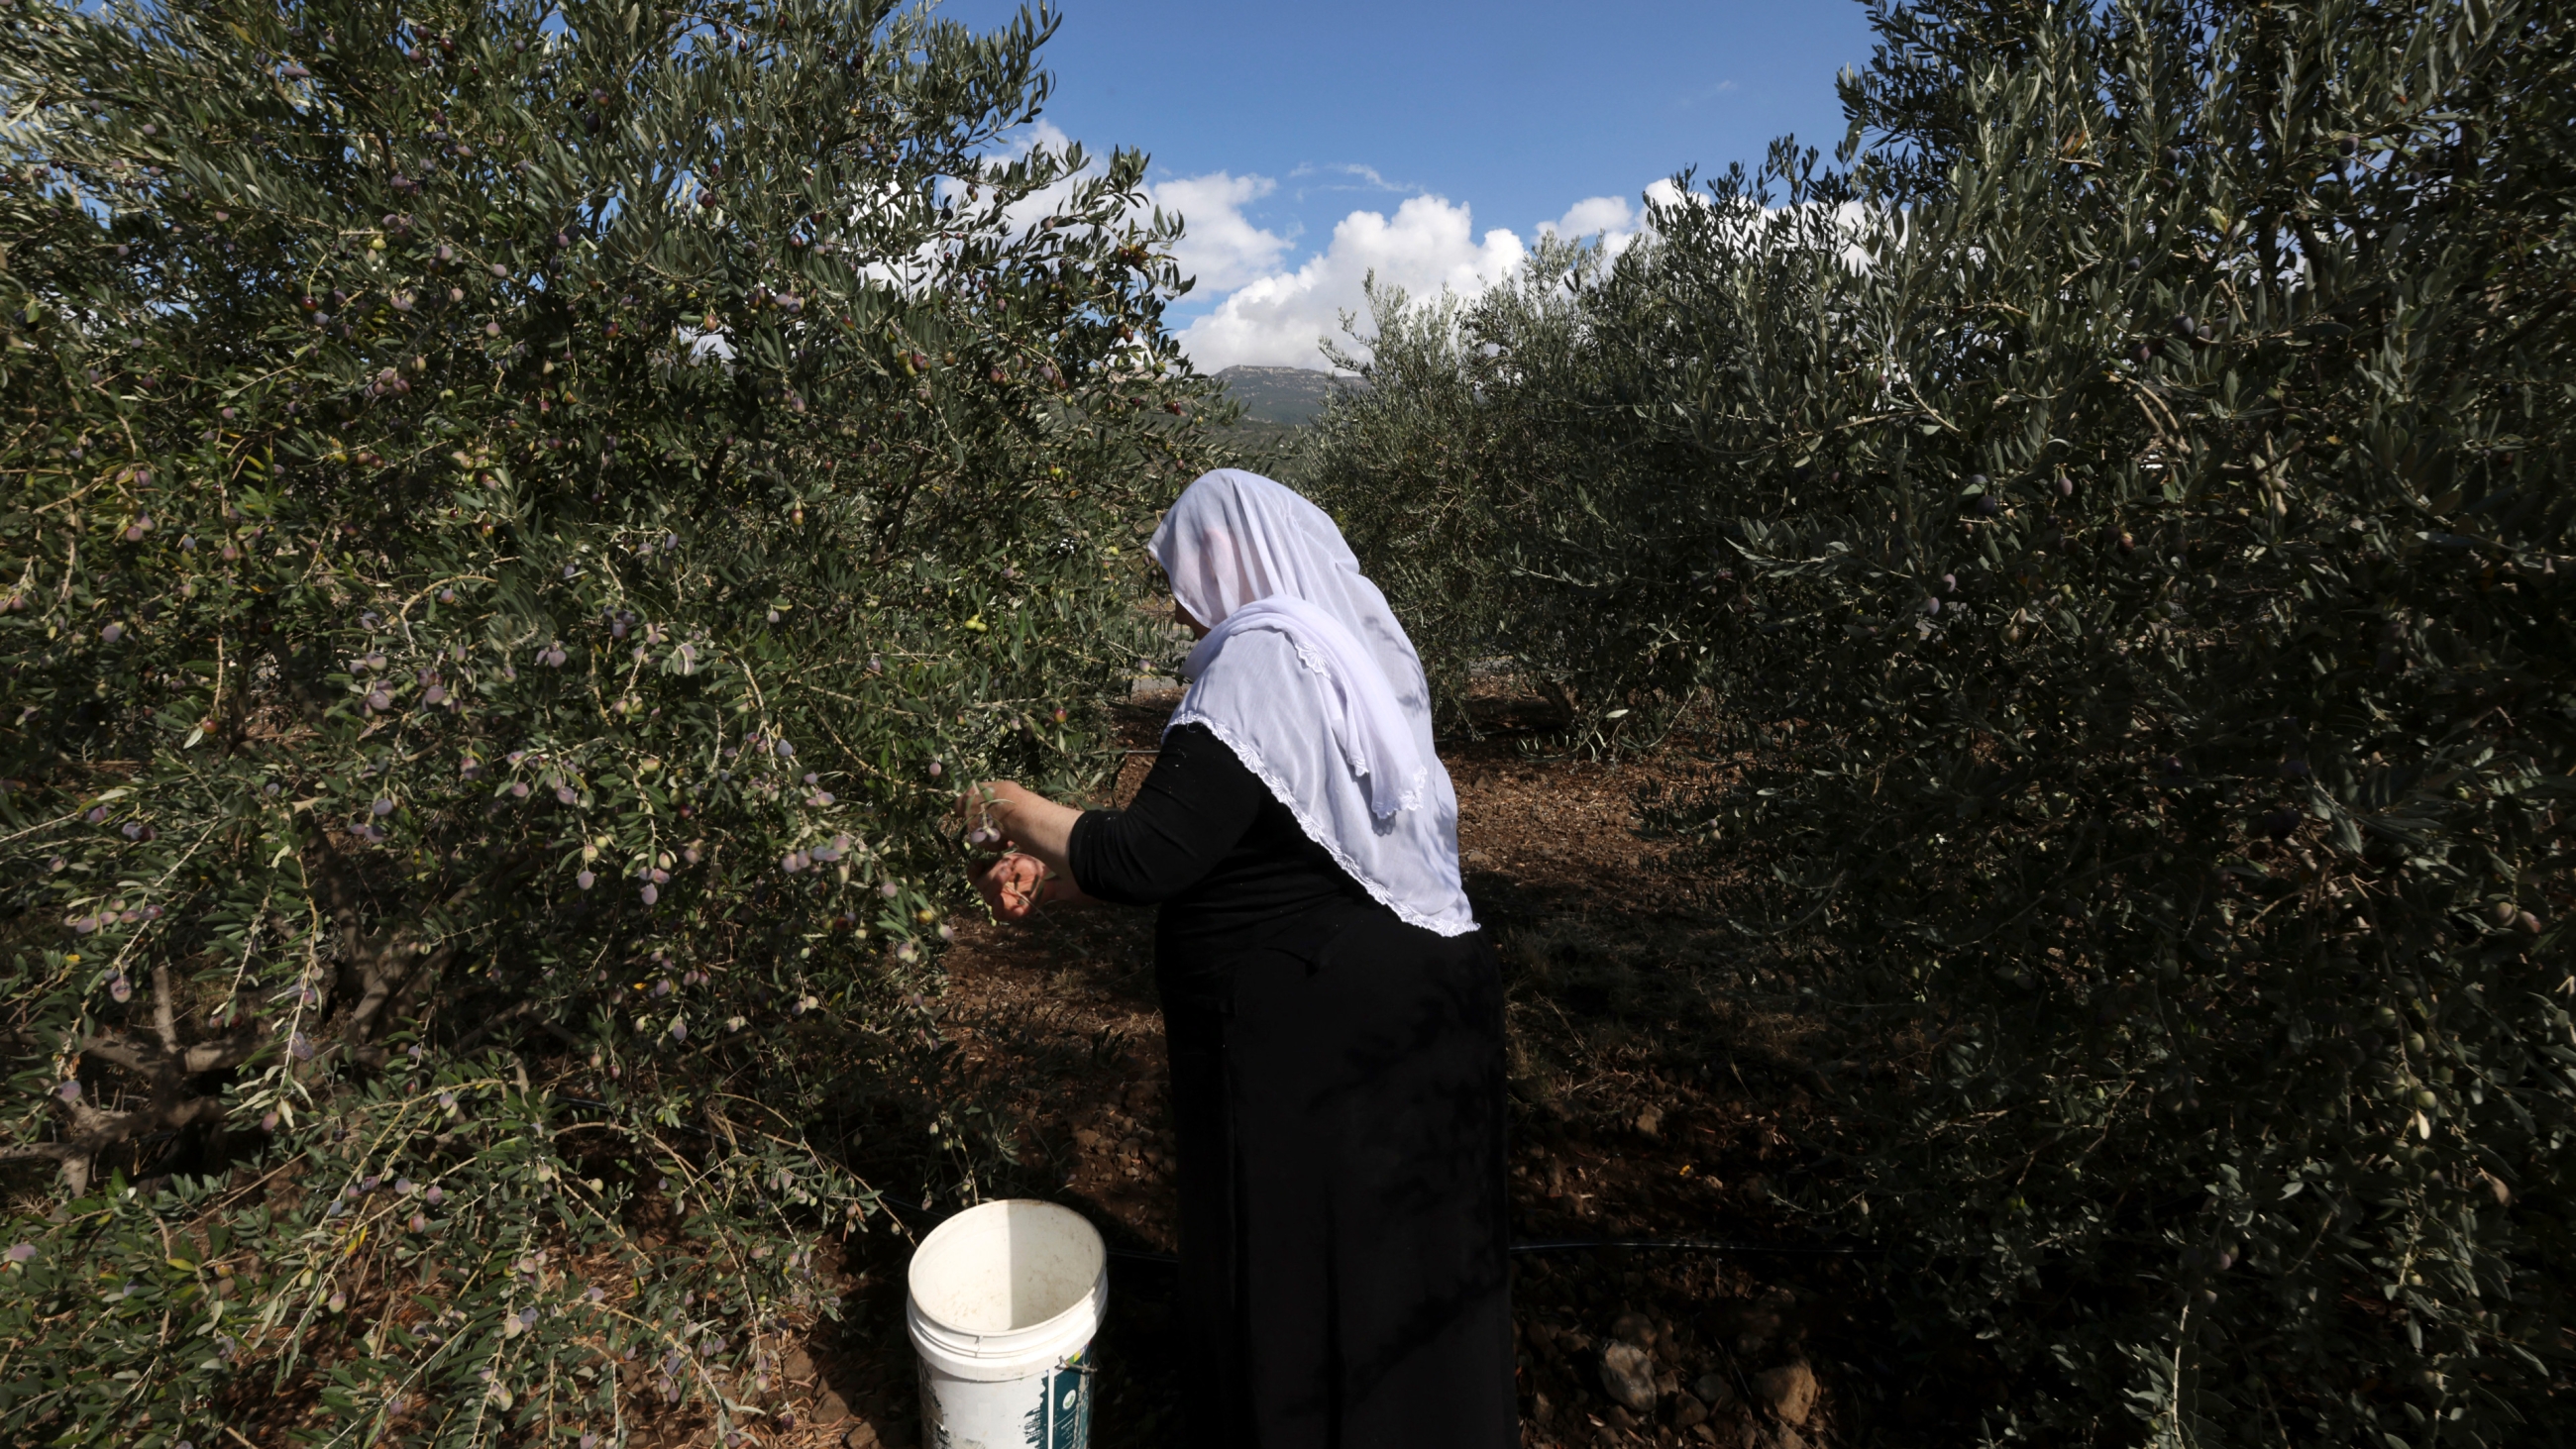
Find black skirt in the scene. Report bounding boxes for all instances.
[1158,899,1515,1449]
[1067,724,1516,1446]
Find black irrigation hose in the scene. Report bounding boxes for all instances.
[545,1099,1879,1266]
[1512,1238,1878,1258]
[1105,1239,1878,1269]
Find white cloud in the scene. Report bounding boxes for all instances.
[1537,178,1689,257]
[1143,172,1290,293]
[1176,194,1533,372]
[973,122,1289,296]
[963,124,1728,374]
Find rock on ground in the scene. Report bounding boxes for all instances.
[1600,1340,1661,1411]
[1754,1360,1819,1426]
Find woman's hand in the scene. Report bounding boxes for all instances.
[973,852,1048,921]
[959,780,1092,916]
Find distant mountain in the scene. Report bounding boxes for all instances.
[1211,365,1358,427]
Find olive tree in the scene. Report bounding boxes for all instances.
[0,0,1217,1442]
[1312,0,2575,1440]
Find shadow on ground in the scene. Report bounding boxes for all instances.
[778,691,1956,1449]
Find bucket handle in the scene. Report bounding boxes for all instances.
[1056,1355,1097,1378]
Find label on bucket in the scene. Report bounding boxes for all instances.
[1025,1356,1091,1449]
[919,1354,1091,1449]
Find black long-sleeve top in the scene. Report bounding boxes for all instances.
[1067,723,1373,963]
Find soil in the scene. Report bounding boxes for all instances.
[766,690,1918,1449]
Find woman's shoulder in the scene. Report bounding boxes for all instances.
[1195,622,1310,677]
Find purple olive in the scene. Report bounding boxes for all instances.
[510,781,530,797]
[1976,496,2000,517]
[2259,807,2301,841]
[927,760,942,777]
[425,1184,446,1205]
[100,622,124,643]
[55,1080,82,1101]
[641,883,658,904]
[1921,596,1941,616]
[577,869,595,890]
[879,881,900,898]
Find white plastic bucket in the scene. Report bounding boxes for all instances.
[906,1199,1107,1449]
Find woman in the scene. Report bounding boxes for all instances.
[961,468,1515,1447]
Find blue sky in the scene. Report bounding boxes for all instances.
[933,0,1880,368]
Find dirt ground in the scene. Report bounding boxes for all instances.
[765,691,1915,1449]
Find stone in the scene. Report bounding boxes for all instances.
[811,1390,851,1424]
[1710,1404,1763,1449]
[1635,1105,1664,1137]
[1770,1429,1809,1449]
[1753,1362,1818,1426]
[1609,1310,1657,1348]
[1600,1341,1660,1411]
[1072,1127,1101,1150]
[1693,1372,1735,1406]
[1673,1390,1710,1428]
[1723,1291,1793,1355]
[841,1423,879,1449]
[783,1347,814,1380]
[1604,1403,1640,1431]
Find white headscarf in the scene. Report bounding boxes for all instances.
[1150,468,1477,937]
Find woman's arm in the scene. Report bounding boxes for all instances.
[963,726,1269,911]
[963,780,1083,879]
